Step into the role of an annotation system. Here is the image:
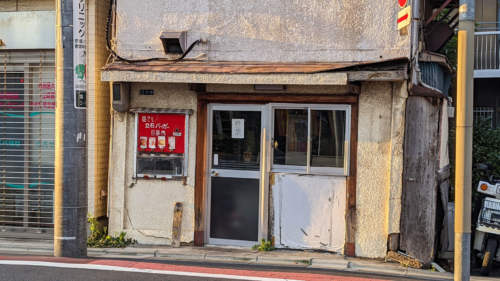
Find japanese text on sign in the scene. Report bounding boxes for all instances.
[137,113,186,154]
[73,0,86,108]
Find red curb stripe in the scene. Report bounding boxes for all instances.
[0,256,388,281]
[89,259,387,281]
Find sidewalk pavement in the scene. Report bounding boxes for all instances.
[0,238,495,281]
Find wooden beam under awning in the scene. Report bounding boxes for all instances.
[101,58,409,84]
[347,70,408,82]
[101,69,409,84]
[101,70,349,85]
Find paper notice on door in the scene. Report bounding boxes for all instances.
[213,154,219,166]
[231,119,245,139]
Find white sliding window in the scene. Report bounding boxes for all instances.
[271,104,350,176]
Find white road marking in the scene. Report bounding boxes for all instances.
[0,260,303,281]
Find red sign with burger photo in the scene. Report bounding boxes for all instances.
[137,113,186,154]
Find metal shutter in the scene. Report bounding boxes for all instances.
[0,50,55,238]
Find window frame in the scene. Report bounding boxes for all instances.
[133,111,190,179]
[270,103,351,176]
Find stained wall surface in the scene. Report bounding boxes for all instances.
[108,83,197,244]
[114,0,411,62]
[355,82,406,258]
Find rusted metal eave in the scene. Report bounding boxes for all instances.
[101,58,410,84]
[410,83,447,98]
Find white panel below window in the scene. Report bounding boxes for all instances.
[272,173,346,252]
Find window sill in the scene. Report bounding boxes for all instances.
[134,175,188,183]
[271,168,347,177]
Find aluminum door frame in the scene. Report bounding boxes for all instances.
[205,104,269,247]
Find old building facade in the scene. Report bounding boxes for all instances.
[101,0,427,260]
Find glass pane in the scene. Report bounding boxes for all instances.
[311,110,346,168]
[155,157,183,176]
[273,109,308,166]
[212,111,261,170]
[210,177,259,241]
[137,156,184,176]
[137,157,155,174]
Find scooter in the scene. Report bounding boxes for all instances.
[472,164,500,276]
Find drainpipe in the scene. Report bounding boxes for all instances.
[410,0,421,88]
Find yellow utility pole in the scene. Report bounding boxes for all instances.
[455,0,474,280]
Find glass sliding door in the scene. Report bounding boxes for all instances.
[207,105,263,245]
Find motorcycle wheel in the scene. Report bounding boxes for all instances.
[480,239,498,276]
[471,250,481,268]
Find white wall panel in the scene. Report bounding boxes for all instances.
[272,173,346,252]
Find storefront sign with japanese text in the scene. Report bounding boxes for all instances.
[137,113,186,154]
[73,0,86,108]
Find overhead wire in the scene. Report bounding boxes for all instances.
[105,0,201,63]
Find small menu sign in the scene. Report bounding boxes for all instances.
[137,113,185,154]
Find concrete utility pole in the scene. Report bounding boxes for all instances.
[455,0,474,280]
[54,0,88,257]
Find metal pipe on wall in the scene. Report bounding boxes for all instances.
[411,0,422,87]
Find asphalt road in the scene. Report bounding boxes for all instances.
[0,259,429,281]
[0,265,244,281]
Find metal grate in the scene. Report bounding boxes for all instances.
[479,198,500,230]
[474,31,500,70]
[474,106,495,128]
[0,51,55,235]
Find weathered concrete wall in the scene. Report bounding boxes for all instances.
[108,83,197,244]
[385,82,407,237]
[0,0,54,11]
[355,82,405,258]
[115,0,410,62]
